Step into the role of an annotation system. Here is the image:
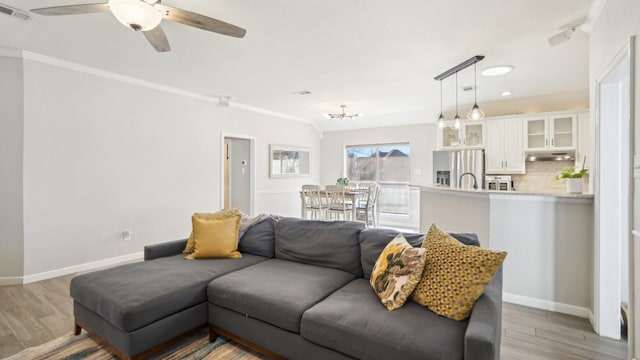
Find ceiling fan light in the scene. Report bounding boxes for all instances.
[467,103,485,120]
[108,0,162,31]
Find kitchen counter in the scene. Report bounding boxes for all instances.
[411,184,594,199]
[415,184,593,319]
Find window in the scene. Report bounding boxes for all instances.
[346,143,410,215]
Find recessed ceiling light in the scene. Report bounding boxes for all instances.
[481,65,514,77]
[501,91,512,96]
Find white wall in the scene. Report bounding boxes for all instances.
[0,55,24,282]
[14,57,320,278]
[320,123,437,230]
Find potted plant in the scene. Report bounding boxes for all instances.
[556,167,588,194]
[336,177,350,186]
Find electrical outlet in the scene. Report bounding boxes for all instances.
[122,229,131,241]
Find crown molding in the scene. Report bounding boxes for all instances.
[582,0,607,33]
[0,48,23,58]
[0,47,321,134]
[230,101,321,133]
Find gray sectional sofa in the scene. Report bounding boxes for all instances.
[70,217,503,360]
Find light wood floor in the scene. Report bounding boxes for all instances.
[0,274,628,360]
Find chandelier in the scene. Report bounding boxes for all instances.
[324,105,362,120]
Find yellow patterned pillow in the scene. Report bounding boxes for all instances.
[411,223,506,320]
[184,215,242,259]
[370,234,427,311]
[183,208,242,254]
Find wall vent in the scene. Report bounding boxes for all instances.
[0,3,32,21]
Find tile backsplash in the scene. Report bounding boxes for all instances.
[509,160,588,193]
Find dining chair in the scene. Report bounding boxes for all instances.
[325,185,351,221]
[301,184,325,220]
[356,183,379,227]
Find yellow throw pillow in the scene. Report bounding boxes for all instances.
[370,234,427,311]
[411,223,506,321]
[184,215,242,259]
[183,208,242,254]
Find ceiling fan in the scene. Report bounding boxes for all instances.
[30,0,246,52]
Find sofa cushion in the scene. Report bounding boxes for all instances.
[359,228,481,279]
[411,223,506,321]
[239,216,276,258]
[207,259,354,333]
[70,253,266,332]
[301,279,468,360]
[275,218,365,277]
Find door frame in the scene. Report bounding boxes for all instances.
[220,133,256,216]
[593,36,634,342]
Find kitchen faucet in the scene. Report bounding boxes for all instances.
[459,172,478,189]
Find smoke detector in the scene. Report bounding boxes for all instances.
[0,3,32,21]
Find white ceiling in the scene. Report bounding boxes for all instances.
[0,0,592,132]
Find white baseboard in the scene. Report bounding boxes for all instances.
[589,310,598,332]
[503,292,591,318]
[17,252,144,285]
[0,276,23,286]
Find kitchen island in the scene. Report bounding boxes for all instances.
[413,185,594,319]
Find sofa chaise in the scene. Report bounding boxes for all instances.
[70,217,503,360]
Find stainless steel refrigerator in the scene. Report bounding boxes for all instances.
[433,149,485,190]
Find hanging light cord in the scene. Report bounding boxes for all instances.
[474,63,477,104]
[455,71,458,116]
[440,80,443,114]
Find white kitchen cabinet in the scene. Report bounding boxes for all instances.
[438,121,484,149]
[486,118,525,174]
[524,114,577,151]
[576,111,591,169]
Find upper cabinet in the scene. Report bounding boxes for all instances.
[576,111,591,169]
[486,118,525,174]
[438,121,484,149]
[524,114,577,151]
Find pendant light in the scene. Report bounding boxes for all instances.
[454,71,461,129]
[467,62,485,120]
[437,80,445,129]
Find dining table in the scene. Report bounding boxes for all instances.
[300,188,368,221]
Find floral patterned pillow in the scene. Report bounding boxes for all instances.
[370,234,427,311]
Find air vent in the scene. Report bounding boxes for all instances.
[0,3,32,21]
[462,85,475,92]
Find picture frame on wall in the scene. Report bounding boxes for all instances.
[269,145,310,178]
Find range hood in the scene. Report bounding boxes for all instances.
[525,151,575,161]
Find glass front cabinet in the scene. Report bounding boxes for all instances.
[438,121,484,149]
[524,115,576,151]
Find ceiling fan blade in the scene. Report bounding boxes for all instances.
[154,4,246,38]
[143,25,171,52]
[31,3,109,16]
